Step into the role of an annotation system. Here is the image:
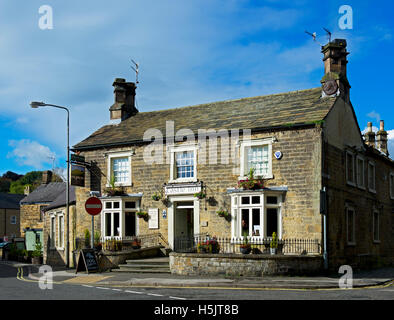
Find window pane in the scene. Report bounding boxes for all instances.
[347,209,354,243]
[241,209,249,237]
[112,157,130,183]
[241,197,250,205]
[125,201,136,209]
[176,151,194,179]
[373,212,379,241]
[357,159,364,186]
[247,145,269,176]
[368,164,375,190]
[347,153,354,183]
[266,196,278,204]
[266,208,278,238]
[252,196,260,204]
[105,213,112,236]
[113,212,120,236]
[125,212,136,237]
[113,202,120,209]
[105,202,112,209]
[252,208,261,236]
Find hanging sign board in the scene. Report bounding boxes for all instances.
[71,164,85,187]
[75,249,99,274]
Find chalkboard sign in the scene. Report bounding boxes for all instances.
[75,249,99,274]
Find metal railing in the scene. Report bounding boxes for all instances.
[99,232,169,252]
[174,235,321,255]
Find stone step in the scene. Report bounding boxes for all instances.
[125,257,169,265]
[122,263,170,269]
[117,265,171,273]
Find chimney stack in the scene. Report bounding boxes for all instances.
[364,122,376,147]
[321,39,351,102]
[376,120,389,156]
[42,170,53,184]
[109,78,138,122]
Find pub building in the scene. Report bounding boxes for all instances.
[68,39,393,272]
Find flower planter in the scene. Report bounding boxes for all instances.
[32,257,42,265]
[240,247,251,254]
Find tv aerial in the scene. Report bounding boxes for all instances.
[130,59,139,84]
[305,30,322,46]
[323,28,332,43]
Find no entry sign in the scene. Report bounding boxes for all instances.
[85,197,102,216]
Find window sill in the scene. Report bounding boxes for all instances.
[238,175,273,181]
[373,240,381,244]
[346,181,356,187]
[357,185,366,191]
[168,178,197,184]
[368,189,376,194]
[346,242,356,247]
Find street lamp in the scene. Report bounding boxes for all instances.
[30,101,70,268]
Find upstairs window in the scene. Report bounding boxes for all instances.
[356,156,365,189]
[10,216,17,225]
[169,145,198,183]
[107,151,133,187]
[346,151,355,186]
[176,151,195,179]
[346,206,356,245]
[373,210,380,243]
[368,161,376,193]
[390,172,394,200]
[240,138,273,179]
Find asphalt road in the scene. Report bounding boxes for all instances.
[0,263,393,301]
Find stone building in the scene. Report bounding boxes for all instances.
[71,39,393,271]
[0,193,25,240]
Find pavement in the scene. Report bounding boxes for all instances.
[2,260,393,290]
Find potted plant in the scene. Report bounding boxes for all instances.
[194,191,206,200]
[104,175,125,196]
[131,237,141,249]
[31,241,43,264]
[206,237,220,254]
[94,231,102,251]
[240,237,251,254]
[84,229,91,248]
[238,168,265,190]
[270,232,278,255]
[197,241,207,253]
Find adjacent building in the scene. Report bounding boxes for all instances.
[0,192,25,240]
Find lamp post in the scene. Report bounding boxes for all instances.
[30,101,70,268]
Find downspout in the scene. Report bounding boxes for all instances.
[4,209,6,237]
[321,129,328,271]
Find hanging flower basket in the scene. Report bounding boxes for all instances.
[217,210,230,220]
[136,211,149,220]
[152,193,161,201]
[194,191,206,199]
[238,168,265,190]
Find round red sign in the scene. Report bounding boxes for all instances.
[85,197,103,216]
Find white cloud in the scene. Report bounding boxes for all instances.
[367,110,381,123]
[7,140,56,169]
[388,129,394,158]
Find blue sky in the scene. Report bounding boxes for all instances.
[0,0,393,175]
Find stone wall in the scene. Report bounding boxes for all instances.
[20,204,45,236]
[80,126,324,243]
[324,142,394,270]
[0,208,20,238]
[170,252,323,276]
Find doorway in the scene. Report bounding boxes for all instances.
[174,202,194,251]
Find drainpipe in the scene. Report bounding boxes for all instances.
[321,130,328,271]
[4,209,6,237]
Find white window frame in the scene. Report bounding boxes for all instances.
[372,209,380,243]
[389,172,394,200]
[356,155,365,190]
[10,216,17,225]
[368,161,376,193]
[345,151,356,187]
[230,192,282,239]
[345,205,356,246]
[106,151,133,187]
[239,138,274,180]
[169,144,198,183]
[50,214,56,249]
[57,213,64,250]
[101,198,140,240]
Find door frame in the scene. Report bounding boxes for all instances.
[168,195,200,249]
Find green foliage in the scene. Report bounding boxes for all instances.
[0,178,11,193]
[84,229,91,247]
[94,231,101,245]
[270,232,278,249]
[32,241,43,258]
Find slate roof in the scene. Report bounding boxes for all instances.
[0,193,25,209]
[73,87,337,150]
[43,185,76,212]
[20,182,66,205]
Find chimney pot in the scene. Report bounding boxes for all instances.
[376,119,389,156]
[42,170,53,184]
[109,78,138,122]
[380,120,385,131]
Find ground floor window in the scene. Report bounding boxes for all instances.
[101,198,140,239]
[50,216,56,248]
[231,193,282,238]
[346,206,356,245]
[58,215,64,249]
[373,210,379,242]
